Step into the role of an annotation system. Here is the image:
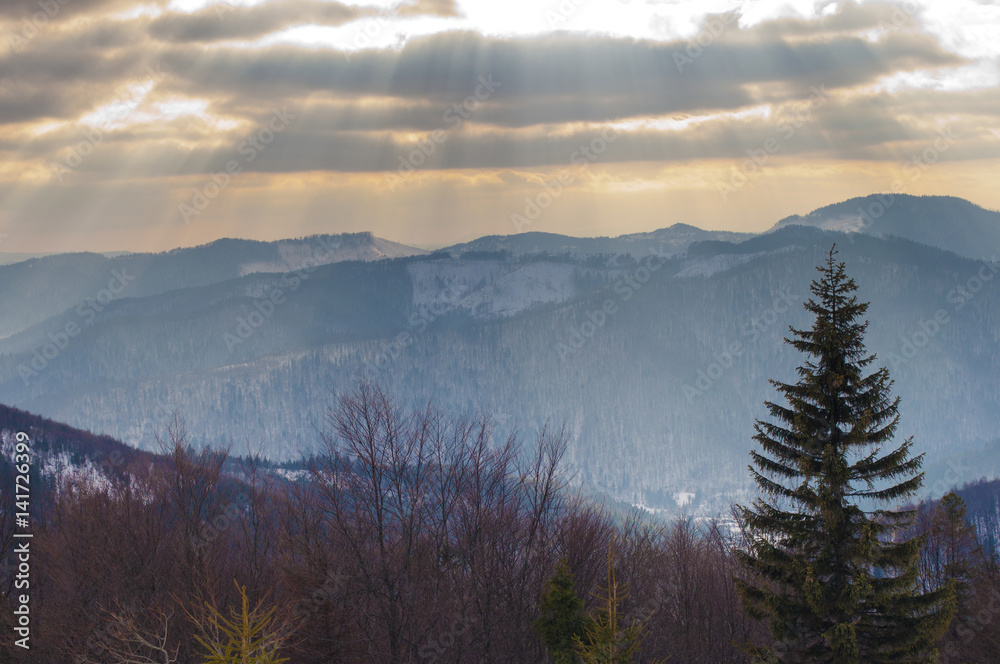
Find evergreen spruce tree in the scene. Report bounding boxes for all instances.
[736,247,954,664]
[535,559,590,664]
[188,583,291,664]
[573,536,657,664]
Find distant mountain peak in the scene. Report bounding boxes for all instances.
[441,223,753,258]
[770,194,1000,259]
[0,231,428,341]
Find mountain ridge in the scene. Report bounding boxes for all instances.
[2,195,999,512]
[770,193,1000,259]
[0,232,427,340]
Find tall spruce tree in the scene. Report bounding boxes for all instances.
[736,247,954,664]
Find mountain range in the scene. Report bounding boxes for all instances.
[0,232,424,340]
[0,193,998,512]
[772,194,1000,260]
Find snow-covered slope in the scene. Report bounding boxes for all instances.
[239,235,427,276]
[407,259,614,319]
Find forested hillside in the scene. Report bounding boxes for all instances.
[1,389,998,663]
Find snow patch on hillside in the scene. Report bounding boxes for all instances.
[274,468,309,482]
[675,491,696,508]
[238,238,425,276]
[0,431,112,491]
[809,214,867,233]
[408,260,587,319]
[676,253,757,278]
[676,248,796,278]
[632,502,668,515]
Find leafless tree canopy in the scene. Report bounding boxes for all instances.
[1,383,996,663]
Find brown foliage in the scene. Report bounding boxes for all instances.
[6,384,995,663]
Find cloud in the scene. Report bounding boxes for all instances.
[15,89,995,183]
[0,4,967,133]
[400,0,460,17]
[148,0,364,43]
[155,28,960,118]
[0,0,998,252]
[0,0,138,21]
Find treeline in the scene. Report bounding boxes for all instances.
[0,402,155,469]
[904,489,1000,661]
[0,383,998,662]
[953,477,1000,554]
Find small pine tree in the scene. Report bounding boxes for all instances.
[573,536,656,664]
[736,247,954,664]
[188,583,290,664]
[535,559,590,664]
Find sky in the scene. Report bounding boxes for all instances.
[0,0,998,253]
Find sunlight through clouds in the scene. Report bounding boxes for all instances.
[608,106,774,134]
[0,0,997,252]
[260,14,448,50]
[167,0,269,10]
[79,82,157,130]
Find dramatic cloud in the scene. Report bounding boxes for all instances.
[148,1,364,43]
[0,0,997,252]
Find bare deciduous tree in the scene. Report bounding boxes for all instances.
[79,604,179,664]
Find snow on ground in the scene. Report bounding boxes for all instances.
[674,491,696,508]
[407,260,584,319]
[238,237,422,276]
[675,253,757,278]
[631,502,668,515]
[676,247,797,279]
[0,430,113,492]
[631,492,696,513]
[812,214,869,233]
[273,468,309,482]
